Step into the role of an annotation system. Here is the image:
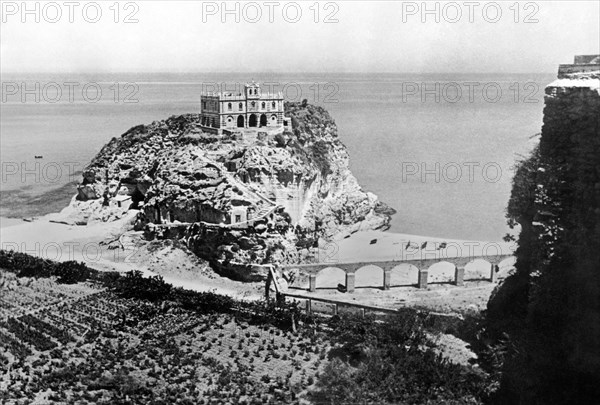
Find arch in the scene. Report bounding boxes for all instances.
[389,263,419,287]
[427,261,456,284]
[259,114,267,127]
[270,114,278,124]
[227,102,232,111]
[226,116,234,127]
[464,258,493,281]
[238,103,243,111]
[249,114,258,127]
[261,102,266,109]
[315,267,346,289]
[272,101,276,109]
[355,265,384,289]
[237,115,245,128]
[497,256,516,279]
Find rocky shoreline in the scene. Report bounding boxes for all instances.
[61,102,393,279]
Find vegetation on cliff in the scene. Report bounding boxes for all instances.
[481,79,600,403]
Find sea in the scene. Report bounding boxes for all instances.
[0,72,555,240]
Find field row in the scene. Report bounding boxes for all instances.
[0,290,129,360]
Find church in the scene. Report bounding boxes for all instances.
[200,81,285,131]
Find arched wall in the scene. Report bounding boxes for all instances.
[427,261,455,284]
[389,264,419,287]
[315,267,346,289]
[464,259,493,281]
[354,265,384,288]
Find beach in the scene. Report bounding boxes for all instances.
[0,209,515,313]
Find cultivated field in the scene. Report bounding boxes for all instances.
[0,270,327,404]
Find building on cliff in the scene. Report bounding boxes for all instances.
[200,81,288,133]
[558,54,600,78]
[548,55,600,98]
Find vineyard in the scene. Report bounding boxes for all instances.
[0,270,326,404]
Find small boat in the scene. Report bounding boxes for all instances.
[34,155,43,159]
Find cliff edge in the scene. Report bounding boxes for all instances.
[487,55,600,403]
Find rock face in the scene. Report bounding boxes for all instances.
[74,102,393,278]
[489,58,600,402]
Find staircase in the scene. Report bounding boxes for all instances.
[253,205,272,220]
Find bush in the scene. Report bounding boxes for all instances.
[313,312,488,404]
[0,250,99,284]
[111,271,171,302]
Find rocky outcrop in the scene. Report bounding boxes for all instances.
[73,103,394,278]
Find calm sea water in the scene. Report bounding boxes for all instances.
[0,72,554,240]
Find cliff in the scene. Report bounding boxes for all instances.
[487,59,600,403]
[71,102,393,278]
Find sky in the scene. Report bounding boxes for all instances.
[1,0,599,73]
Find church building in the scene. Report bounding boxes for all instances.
[200,81,285,131]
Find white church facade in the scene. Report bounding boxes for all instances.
[200,81,285,131]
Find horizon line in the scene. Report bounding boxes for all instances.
[1,70,558,76]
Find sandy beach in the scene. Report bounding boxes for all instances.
[1,209,516,313]
[0,217,26,229]
[324,229,514,263]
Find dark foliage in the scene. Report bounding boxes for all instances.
[171,287,235,314]
[110,270,172,302]
[0,250,98,284]
[245,299,307,330]
[312,312,489,404]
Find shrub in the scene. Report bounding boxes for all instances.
[312,311,489,404]
[111,271,171,302]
